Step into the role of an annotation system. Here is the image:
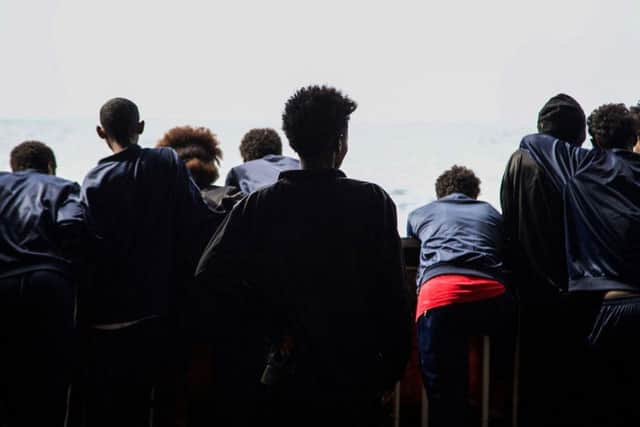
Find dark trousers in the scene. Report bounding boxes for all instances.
[0,270,75,427]
[587,296,640,427]
[417,293,514,427]
[517,293,600,427]
[81,317,179,427]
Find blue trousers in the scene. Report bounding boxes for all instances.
[417,293,514,427]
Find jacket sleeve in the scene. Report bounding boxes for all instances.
[373,190,412,390]
[173,158,224,282]
[519,134,590,191]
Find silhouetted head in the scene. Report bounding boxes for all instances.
[537,94,586,146]
[10,141,56,175]
[435,165,481,199]
[239,128,282,162]
[156,126,223,189]
[97,97,145,149]
[587,103,638,150]
[282,85,357,168]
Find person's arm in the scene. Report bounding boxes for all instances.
[373,189,412,391]
[55,182,87,259]
[519,134,590,191]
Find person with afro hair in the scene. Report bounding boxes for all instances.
[0,140,84,426]
[157,126,243,212]
[517,102,640,425]
[225,127,299,194]
[195,85,411,427]
[407,165,513,427]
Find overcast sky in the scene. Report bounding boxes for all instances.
[1,0,638,126]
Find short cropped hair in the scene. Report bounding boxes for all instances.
[99,98,140,143]
[239,128,282,161]
[435,165,481,199]
[282,85,357,158]
[156,126,223,189]
[587,103,638,150]
[10,141,56,174]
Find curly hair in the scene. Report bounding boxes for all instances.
[156,126,223,189]
[239,128,282,162]
[587,103,637,150]
[10,141,56,174]
[282,85,357,158]
[435,165,481,199]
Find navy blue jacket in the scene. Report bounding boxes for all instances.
[520,134,640,293]
[82,145,220,324]
[407,193,507,290]
[0,170,84,278]
[225,154,300,194]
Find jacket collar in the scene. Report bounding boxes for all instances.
[279,168,346,182]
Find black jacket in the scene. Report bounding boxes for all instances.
[0,170,84,278]
[407,193,507,289]
[501,139,568,301]
[520,134,640,293]
[195,168,412,397]
[82,145,220,324]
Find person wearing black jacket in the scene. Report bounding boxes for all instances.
[195,85,412,427]
[520,104,640,426]
[0,141,84,426]
[80,98,220,427]
[500,94,598,427]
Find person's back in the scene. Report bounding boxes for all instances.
[196,86,411,427]
[519,103,640,425]
[408,166,512,427]
[0,141,83,427]
[225,128,300,194]
[83,144,215,322]
[80,98,219,427]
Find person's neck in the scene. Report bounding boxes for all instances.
[300,153,337,170]
[109,140,135,154]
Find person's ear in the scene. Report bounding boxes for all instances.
[47,161,56,176]
[138,121,145,135]
[96,126,107,140]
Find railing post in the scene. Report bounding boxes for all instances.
[393,382,401,427]
[421,387,429,427]
[481,336,491,427]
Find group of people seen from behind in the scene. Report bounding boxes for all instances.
[1,86,640,427]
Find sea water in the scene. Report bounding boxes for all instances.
[0,119,531,236]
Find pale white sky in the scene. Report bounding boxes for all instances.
[0,0,638,125]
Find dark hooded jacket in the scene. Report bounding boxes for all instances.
[519,134,640,293]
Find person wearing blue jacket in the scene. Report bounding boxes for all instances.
[224,127,300,194]
[407,165,514,427]
[519,103,640,426]
[80,98,220,427]
[0,141,84,426]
